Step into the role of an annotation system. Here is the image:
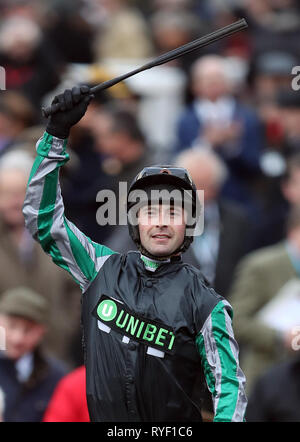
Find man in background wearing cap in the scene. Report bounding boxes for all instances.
[0,287,67,422]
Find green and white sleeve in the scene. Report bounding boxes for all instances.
[23,132,117,293]
[196,300,247,422]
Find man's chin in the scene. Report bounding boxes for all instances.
[6,350,24,360]
[146,245,176,258]
[141,237,184,258]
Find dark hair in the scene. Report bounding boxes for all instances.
[103,107,145,143]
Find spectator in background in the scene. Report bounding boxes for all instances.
[150,10,203,74]
[248,51,296,151]
[0,149,81,365]
[0,15,62,109]
[251,152,300,251]
[242,0,300,60]
[43,365,89,422]
[0,91,36,158]
[90,107,152,184]
[43,0,96,64]
[0,0,46,24]
[229,205,300,393]
[236,88,300,252]
[275,88,300,158]
[174,55,264,214]
[246,353,300,422]
[246,53,294,211]
[175,148,251,297]
[92,0,154,61]
[0,287,67,421]
[251,51,297,104]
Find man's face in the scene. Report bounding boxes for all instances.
[0,314,46,360]
[138,204,186,257]
[0,169,27,228]
[192,64,229,101]
[185,160,218,203]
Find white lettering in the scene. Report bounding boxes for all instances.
[291,325,300,351]
[96,190,116,226]
[0,326,5,351]
[0,66,5,90]
[291,66,300,91]
[107,426,142,439]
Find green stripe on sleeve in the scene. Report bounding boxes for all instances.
[27,133,58,186]
[196,301,244,422]
[36,132,68,157]
[196,333,216,398]
[86,236,116,259]
[210,301,239,421]
[63,219,98,282]
[37,164,74,275]
[27,155,44,188]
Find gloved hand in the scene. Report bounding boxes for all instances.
[46,85,94,139]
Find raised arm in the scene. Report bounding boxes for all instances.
[196,300,247,422]
[23,87,117,292]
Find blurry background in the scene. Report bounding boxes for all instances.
[0,0,300,422]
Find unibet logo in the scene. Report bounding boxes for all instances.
[94,295,176,354]
[97,299,118,322]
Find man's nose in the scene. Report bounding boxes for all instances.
[155,212,169,227]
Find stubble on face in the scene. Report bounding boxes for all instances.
[138,204,186,257]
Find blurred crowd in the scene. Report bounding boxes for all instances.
[0,0,300,422]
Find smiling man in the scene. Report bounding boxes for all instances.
[138,203,186,257]
[23,86,247,422]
